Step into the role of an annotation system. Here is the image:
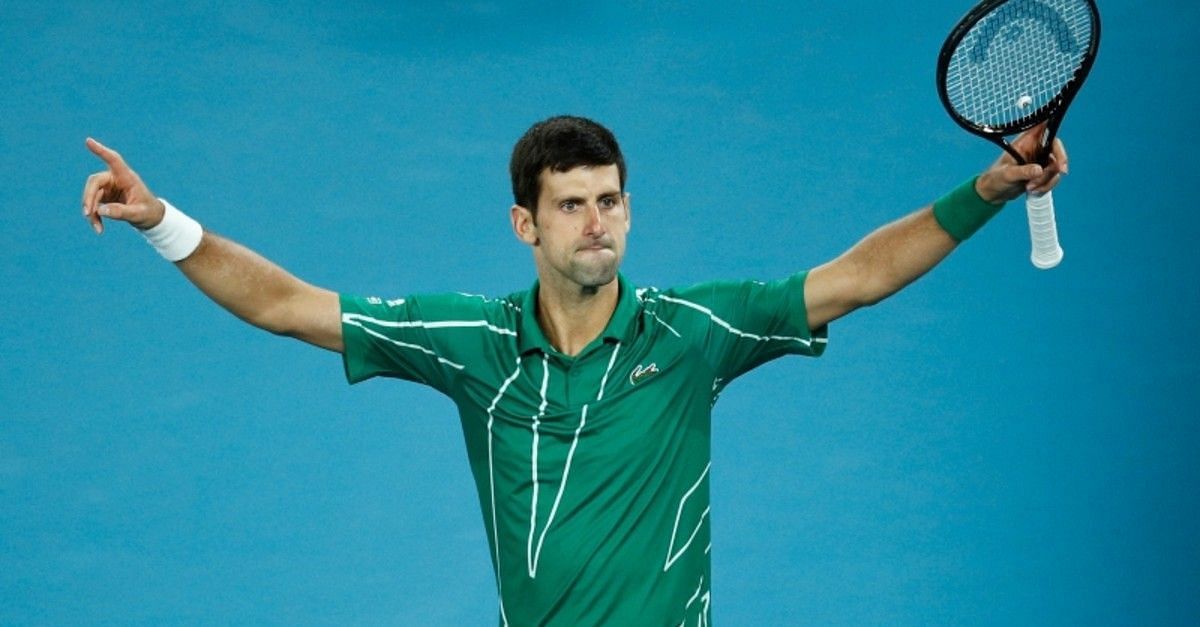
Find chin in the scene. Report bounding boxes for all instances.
[572,264,618,289]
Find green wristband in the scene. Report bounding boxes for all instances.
[932,176,1005,242]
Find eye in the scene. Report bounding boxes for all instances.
[560,200,578,212]
[599,196,617,209]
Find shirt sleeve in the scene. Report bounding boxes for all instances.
[659,271,828,383]
[339,292,492,394]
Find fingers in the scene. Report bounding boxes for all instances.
[1003,128,1069,194]
[84,202,137,235]
[1026,139,1069,195]
[88,209,103,234]
[1010,122,1048,160]
[82,170,112,234]
[1009,163,1044,183]
[96,203,131,220]
[82,171,112,214]
[85,137,133,177]
[82,137,154,234]
[1026,153,1064,195]
[1050,137,1069,175]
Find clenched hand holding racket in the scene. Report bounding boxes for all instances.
[938,0,1101,268]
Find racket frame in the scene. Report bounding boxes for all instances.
[935,0,1101,166]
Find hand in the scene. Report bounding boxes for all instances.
[974,122,1069,204]
[81,138,165,234]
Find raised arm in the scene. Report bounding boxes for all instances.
[81,138,344,352]
[804,124,1068,331]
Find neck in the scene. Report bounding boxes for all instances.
[535,277,619,357]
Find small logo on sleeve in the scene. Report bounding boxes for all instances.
[629,363,660,386]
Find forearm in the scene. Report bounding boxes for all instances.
[176,232,325,336]
[79,141,343,350]
[806,178,1009,329]
[849,176,1010,304]
[840,206,957,306]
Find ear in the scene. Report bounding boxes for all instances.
[623,192,632,233]
[510,204,538,246]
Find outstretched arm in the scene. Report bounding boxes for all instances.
[81,138,344,352]
[804,124,1069,331]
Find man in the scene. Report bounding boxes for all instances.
[81,115,1066,625]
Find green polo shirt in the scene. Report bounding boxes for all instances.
[340,272,827,625]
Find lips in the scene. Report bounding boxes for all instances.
[578,242,612,252]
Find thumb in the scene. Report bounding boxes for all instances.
[1011,163,1043,182]
[97,202,132,220]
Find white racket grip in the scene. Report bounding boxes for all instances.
[1025,190,1063,269]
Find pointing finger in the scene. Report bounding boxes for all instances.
[85,137,132,176]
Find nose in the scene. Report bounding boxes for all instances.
[582,203,606,237]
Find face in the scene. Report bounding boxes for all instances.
[511,164,631,292]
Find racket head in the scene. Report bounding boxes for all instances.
[937,0,1100,161]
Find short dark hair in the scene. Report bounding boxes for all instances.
[509,115,626,214]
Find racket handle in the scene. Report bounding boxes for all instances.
[1025,190,1063,269]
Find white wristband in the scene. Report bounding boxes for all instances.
[140,199,203,262]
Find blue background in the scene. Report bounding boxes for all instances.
[2,1,1197,624]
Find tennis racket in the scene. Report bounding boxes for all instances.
[937,0,1100,269]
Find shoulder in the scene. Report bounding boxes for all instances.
[340,287,524,331]
[438,290,524,320]
[639,273,812,334]
[645,275,797,313]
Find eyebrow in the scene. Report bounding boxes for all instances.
[553,190,622,203]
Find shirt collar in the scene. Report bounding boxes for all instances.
[517,273,641,356]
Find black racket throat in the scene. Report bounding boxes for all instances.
[991,119,1060,167]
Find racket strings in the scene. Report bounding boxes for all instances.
[945,0,1094,130]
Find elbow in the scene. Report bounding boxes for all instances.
[856,292,884,309]
[239,307,291,337]
[840,256,888,308]
[259,284,342,349]
[243,292,303,337]
[850,264,904,309]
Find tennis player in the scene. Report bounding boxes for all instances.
[81,116,1066,625]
